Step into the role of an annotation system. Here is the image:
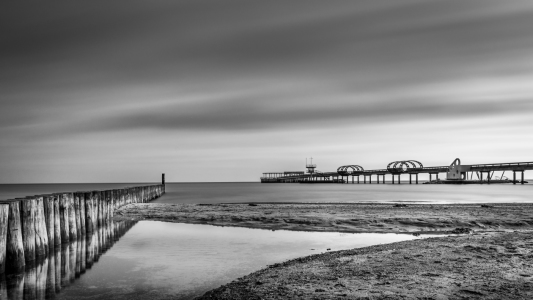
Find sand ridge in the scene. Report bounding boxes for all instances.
[115,202,533,233]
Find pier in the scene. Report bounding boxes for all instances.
[0,176,165,276]
[261,158,531,184]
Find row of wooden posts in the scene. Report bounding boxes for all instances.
[0,184,165,274]
[1,220,137,300]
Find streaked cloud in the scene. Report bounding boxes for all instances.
[1,0,533,182]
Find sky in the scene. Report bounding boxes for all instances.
[1,0,533,183]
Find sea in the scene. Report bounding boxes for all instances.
[2,181,533,204]
[1,182,532,299]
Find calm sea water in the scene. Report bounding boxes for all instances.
[155,182,533,204]
[1,181,532,204]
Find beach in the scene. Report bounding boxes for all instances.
[115,202,533,299]
[115,202,533,234]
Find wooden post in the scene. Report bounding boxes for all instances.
[52,194,61,245]
[67,193,77,242]
[43,195,55,248]
[0,204,8,274]
[84,192,94,234]
[93,191,100,228]
[78,192,86,236]
[34,196,49,258]
[20,198,37,262]
[98,191,106,226]
[73,193,82,237]
[59,194,70,244]
[105,190,111,224]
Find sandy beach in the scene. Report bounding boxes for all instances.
[115,202,533,299]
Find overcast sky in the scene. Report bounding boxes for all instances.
[2,0,533,183]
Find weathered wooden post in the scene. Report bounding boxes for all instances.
[97,191,104,228]
[34,196,49,258]
[84,192,94,234]
[59,194,70,244]
[52,194,61,246]
[1,200,25,273]
[105,190,111,224]
[78,192,86,235]
[73,193,82,238]
[20,197,37,262]
[0,204,8,274]
[67,193,77,242]
[43,195,55,248]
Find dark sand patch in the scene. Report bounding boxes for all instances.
[196,231,533,299]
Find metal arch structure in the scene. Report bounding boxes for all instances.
[386,160,424,174]
[337,165,364,175]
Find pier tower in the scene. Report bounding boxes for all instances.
[306,157,316,180]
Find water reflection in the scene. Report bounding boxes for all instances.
[2,220,137,300]
[3,221,431,300]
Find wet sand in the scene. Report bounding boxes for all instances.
[115,203,533,299]
[115,202,533,234]
[197,231,533,299]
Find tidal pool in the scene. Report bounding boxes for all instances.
[4,221,429,300]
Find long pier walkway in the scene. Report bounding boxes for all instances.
[261,158,532,184]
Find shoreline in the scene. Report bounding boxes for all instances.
[114,202,533,234]
[115,202,533,299]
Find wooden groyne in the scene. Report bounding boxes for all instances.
[0,219,138,299]
[0,184,164,275]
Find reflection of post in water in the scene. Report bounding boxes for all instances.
[60,244,70,288]
[54,246,60,294]
[36,258,48,300]
[69,239,77,283]
[23,262,37,300]
[45,248,55,299]
[2,220,138,299]
[6,273,23,300]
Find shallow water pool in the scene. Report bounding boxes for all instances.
[4,220,430,300]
